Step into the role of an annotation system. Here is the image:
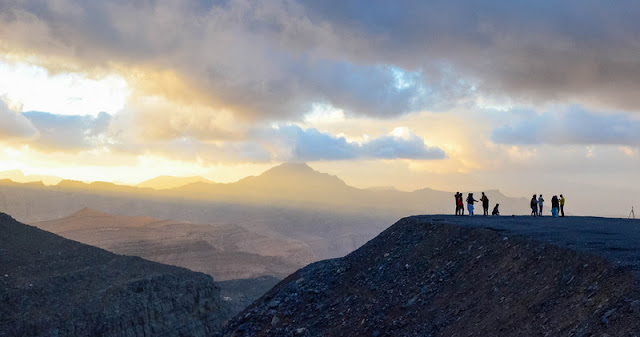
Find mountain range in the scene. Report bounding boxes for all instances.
[0,169,62,185]
[32,208,314,281]
[0,163,528,261]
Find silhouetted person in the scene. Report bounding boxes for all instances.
[466,193,478,216]
[455,192,464,216]
[480,192,489,216]
[551,195,559,217]
[531,194,538,216]
[538,194,544,216]
[559,194,565,217]
[492,203,500,216]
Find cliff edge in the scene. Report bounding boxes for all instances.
[225,216,640,336]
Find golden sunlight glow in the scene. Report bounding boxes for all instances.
[0,142,273,185]
[0,60,130,116]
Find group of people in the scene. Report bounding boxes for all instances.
[455,191,566,217]
[530,194,565,217]
[454,192,499,216]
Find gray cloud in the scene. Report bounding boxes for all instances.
[301,1,640,110]
[0,97,39,140]
[9,0,619,121]
[23,111,111,150]
[491,107,640,145]
[4,0,640,155]
[265,124,445,161]
[15,109,271,162]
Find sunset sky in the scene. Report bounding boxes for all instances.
[1,1,639,200]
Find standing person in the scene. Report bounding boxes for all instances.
[531,195,538,216]
[454,192,463,216]
[551,195,559,217]
[559,194,565,217]
[480,192,489,216]
[467,193,478,216]
[458,193,464,216]
[538,194,545,216]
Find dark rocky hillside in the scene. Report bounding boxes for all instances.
[225,217,640,336]
[218,276,281,315]
[0,213,229,337]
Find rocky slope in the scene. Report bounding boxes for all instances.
[0,213,229,337]
[225,217,640,336]
[218,276,281,315]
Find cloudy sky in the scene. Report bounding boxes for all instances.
[0,0,639,208]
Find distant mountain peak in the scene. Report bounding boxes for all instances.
[264,162,314,173]
[137,175,213,190]
[251,163,347,186]
[70,207,108,218]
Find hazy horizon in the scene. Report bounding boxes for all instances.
[0,161,635,218]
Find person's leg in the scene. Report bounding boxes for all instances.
[560,204,564,217]
[539,205,543,216]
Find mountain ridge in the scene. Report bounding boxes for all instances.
[0,212,229,337]
[136,175,214,189]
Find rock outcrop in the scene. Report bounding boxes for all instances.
[0,213,229,337]
[225,217,640,336]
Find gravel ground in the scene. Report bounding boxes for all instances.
[414,215,640,276]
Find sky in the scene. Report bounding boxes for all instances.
[0,0,639,208]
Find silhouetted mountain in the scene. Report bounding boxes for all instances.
[55,179,153,195]
[237,163,348,190]
[136,175,213,189]
[168,163,527,215]
[0,212,228,337]
[366,186,400,192]
[0,169,62,185]
[225,217,640,336]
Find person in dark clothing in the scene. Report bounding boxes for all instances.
[454,192,463,216]
[530,194,538,216]
[466,193,478,216]
[559,194,565,217]
[551,195,559,217]
[492,203,500,216]
[480,192,489,216]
